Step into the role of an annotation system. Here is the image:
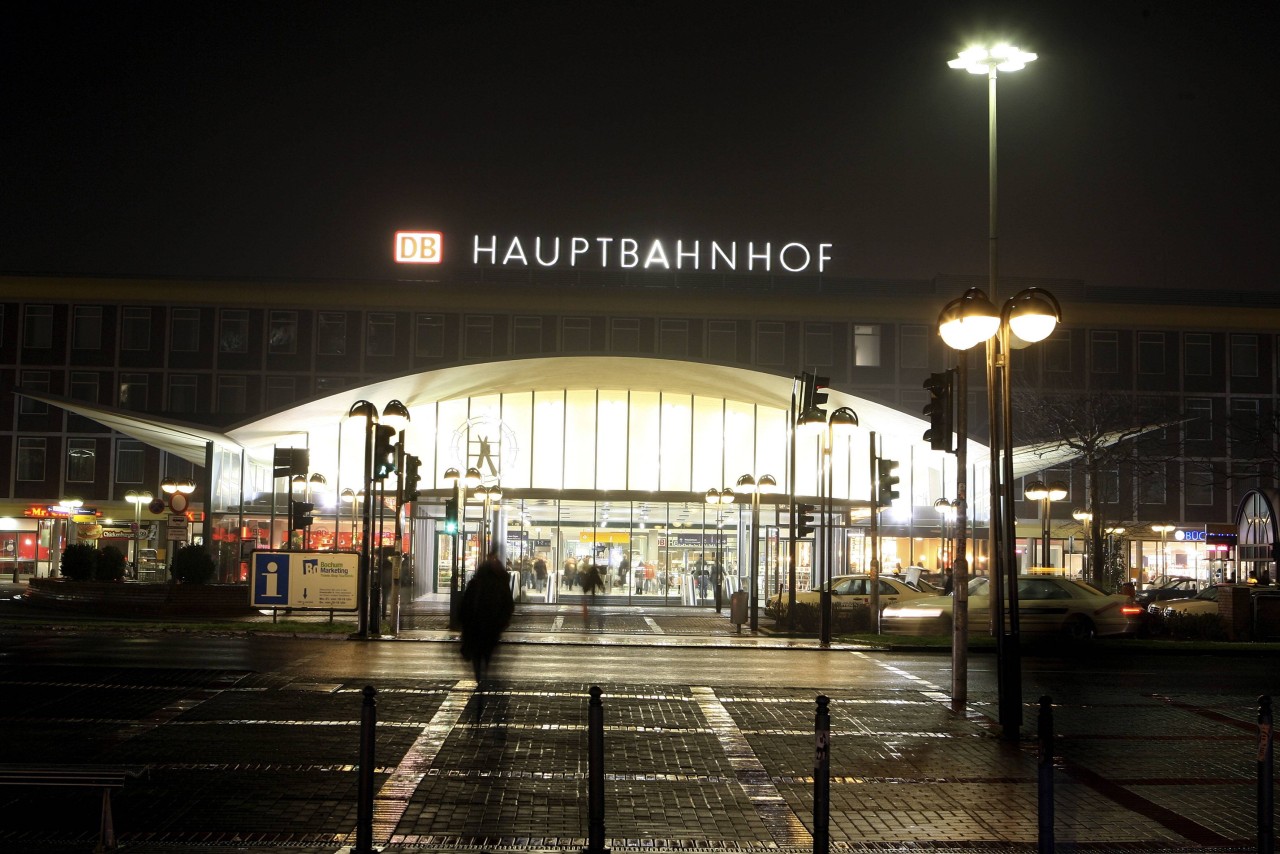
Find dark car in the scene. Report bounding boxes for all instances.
[1135,577,1201,609]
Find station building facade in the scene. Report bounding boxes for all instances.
[1,266,1277,590]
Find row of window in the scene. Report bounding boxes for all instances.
[9,303,1272,379]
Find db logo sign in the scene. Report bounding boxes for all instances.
[395,231,443,264]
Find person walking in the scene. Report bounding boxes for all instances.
[580,562,605,628]
[460,546,515,697]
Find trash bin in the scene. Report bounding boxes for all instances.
[729,590,748,632]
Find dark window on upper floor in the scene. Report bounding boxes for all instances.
[1231,334,1259,378]
[73,306,102,350]
[66,439,96,483]
[119,373,148,411]
[1137,332,1165,375]
[17,438,46,481]
[756,321,785,366]
[220,309,249,353]
[1044,330,1071,373]
[115,439,144,484]
[19,371,49,414]
[464,315,493,359]
[1090,331,1118,373]
[562,317,591,352]
[1184,398,1212,441]
[707,320,736,363]
[899,325,928,370]
[24,305,53,348]
[269,311,298,355]
[169,374,198,414]
[805,323,834,367]
[1099,468,1120,504]
[366,313,395,357]
[318,312,347,356]
[69,371,98,404]
[265,376,295,411]
[658,319,688,357]
[512,316,541,356]
[1184,333,1211,376]
[1185,462,1213,506]
[217,375,247,415]
[611,318,641,353]
[416,314,445,358]
[171,308,201,352]
[121,307,151,351]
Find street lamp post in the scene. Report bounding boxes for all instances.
[1104,526,1126,586]
[1072,508,1093,579]
[473,482,503,556]
[934,498,956,579]
[704,487,735,612]
[736,474,778,633]
[125,490,152,577]
[1024,480,1068,568]
[797,405,859,646]
[939,286,1060,739]
[1151,524,1176,583]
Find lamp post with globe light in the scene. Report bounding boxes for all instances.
[125,490,152,576]
[704,487,735,612]
[1024,480,1068,568]
[1072,508,1093,580]
[735,474,778,632]
[797,404,859,645]
[1151,524,1176,583]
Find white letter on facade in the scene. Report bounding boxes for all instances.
[710,241,736,270]
[620,238,639,268]
[644,239,671,269]
[570,237,590,266]
[535,236,561,267]
[503,237,528,266]
[748,242,771,272]
[676,240,699,270]
[596,237,614,266]
[778,242,811,272]
[818,243,832,273]
[474,235,497,264]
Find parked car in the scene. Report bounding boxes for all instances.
[881,574,1143,641]
[768,574,934,614]
[1135,576,1201,609]
[1157,584,1221,618]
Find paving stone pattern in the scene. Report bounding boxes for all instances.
[0,661,1271,853]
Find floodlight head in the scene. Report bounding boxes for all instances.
[705,489,721,505]
[1024,480,1049,501]
[381,399,410,431]
[797,405,828,438]
[160,477,177,494]
[1047,481,1069,501]
[464,467,482,488]
[1072,507,1092,522]
[442,467,460,487]
[735,474,757,495]
[757,474,778,495]
[347,399,378,421]
[720,488,735,505]
[938,288,1000,350]
[1005,288,1061,344]
[949,43,1038,74]
[828,406,859,437]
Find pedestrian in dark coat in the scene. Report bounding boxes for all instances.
[460,547,515,685]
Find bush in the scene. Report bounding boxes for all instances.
[170,544,216,585]
[95,545,127,582]
[59,543,98,581]
[1162,611,1229,641]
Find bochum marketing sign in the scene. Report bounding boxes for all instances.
[394,230,834,274]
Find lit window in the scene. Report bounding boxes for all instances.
[854,325,880,367]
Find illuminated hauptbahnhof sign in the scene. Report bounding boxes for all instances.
[394,230,834,274]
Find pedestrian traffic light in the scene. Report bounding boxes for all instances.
[373,424,397,480]
[877,458,900,506]
[290,500,315,529]
[402,454,421,502]
[922,370,954,452]
[796,503,819,539]
[799,372,830,418]
[443,497,459,535]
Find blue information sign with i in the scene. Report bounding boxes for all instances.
[253,553,290,605]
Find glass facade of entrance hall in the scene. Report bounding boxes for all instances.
[207,387,937,595]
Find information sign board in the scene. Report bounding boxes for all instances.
[167,514,188,540]
[250,550,360,611]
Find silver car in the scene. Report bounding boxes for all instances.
[882,574,1143,641]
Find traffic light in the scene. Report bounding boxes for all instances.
[443,497,459,535]
[799,372,830,417]
[796,503,819,539]
[403,454,421,502]
[290,500,315,529]
[877,458,900,506]
[922,370,954,452]
[373,424,397,480]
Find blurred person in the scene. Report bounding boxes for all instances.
[460,545,515,711]
[581,562,605,628]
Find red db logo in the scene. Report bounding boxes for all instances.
[395,231,443,264]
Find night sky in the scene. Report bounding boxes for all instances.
[3,0,1276,290]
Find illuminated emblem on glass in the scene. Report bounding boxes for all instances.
[395,231,443,264]
[450,415,519,485]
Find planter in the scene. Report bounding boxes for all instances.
[22,578,255,618]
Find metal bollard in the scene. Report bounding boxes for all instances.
[813,695,830,854]
[1259,695,1274,854]
[1037,696,1054,854]
[355,685,377,854]
[585,686,609,854]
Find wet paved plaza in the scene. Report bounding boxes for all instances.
[0,608,1272,853]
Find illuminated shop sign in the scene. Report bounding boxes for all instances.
[395,231,833,274]
[1174,529,1206,542]
[24,505,100,519]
